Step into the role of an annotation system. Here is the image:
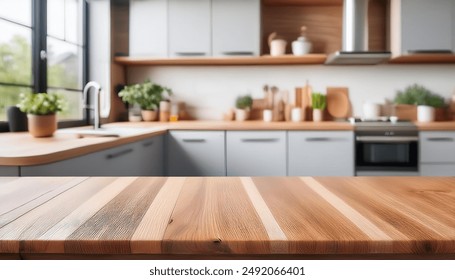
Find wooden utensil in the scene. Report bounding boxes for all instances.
[326,87,351,119]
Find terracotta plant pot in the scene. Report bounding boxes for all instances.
[141,110,158,121]
[27,114,57,137]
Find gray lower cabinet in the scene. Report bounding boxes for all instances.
[288,131,354,176]
[167,130,226,176]
[226,131,286,176]
[20,136,164,176]
[420,131,455,176]
[0,166,20,176]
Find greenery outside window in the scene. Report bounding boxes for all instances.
[0,0,87,131]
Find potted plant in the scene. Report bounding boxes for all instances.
[17,92,66,137]
[394,84,446,122]
[118,80,172,121]
[311,92,326,122]
[235,95,253,121]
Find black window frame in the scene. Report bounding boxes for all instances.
[0,0,89,132]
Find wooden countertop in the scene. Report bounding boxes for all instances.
[0,176,454,260]
[1,120,455,166]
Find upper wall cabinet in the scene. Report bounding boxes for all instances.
[212,0,260,56]
[390,0,455,57]
[168,0,211,57]
[129,0,168,57]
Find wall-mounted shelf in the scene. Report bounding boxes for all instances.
[263,0,343,6]
[389,54,455,64]
[114,54,328,66]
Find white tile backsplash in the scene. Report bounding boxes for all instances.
[127,64,455,120]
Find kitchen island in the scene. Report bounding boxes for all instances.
[0,176,454,260]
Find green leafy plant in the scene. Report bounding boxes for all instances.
[17,92,66,115]
[235,95,253,110]
[311,92,326,110]
[118,80,172,111]
[394,84,446,108]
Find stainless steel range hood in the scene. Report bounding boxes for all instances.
[325,0,391,65]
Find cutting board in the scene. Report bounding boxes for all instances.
[326,87,351,119]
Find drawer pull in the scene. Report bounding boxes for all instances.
[221,51,254,56]
[182,139,206,143]
[174,52,206,56]
[426,137,454,142]
[306,137,345,142]
[106,148,133,160]
[241,138,279,143]
[142,141,154,147]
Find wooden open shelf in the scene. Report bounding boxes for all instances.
[263,0,343,6]
[114,54,328,66]
[389,54,455,64]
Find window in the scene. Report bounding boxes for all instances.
[0,0,87,130]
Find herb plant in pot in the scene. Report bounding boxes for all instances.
[311,92,326,122]
[17,93,65,137]
[118,80,172,122]
[235,95,253,121]
[394,84,446,122]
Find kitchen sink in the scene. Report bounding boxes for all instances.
[56,126,155,137]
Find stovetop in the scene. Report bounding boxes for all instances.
[350,117,417,133]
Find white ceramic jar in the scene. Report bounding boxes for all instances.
[292,37,312,56]
[270,39,287,56]
[417,105,435,122]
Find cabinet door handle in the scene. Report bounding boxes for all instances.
[426,137,454,142]
[106,148,133,160]
[142,141,154,147]
[174,52,207,56]
[221,51,254,56]
[182,139,206,143]
[305,137,345,142]
[241,138,279,143]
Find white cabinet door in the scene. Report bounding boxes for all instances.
[212,0,260,56]
[129,0,168,57]
[288,131,354,176]
[419,131,455,176]
[168,0,211,57]
[167,131,226,176]
[226,131,286,176]
[21,136,164,176]
[392,0,454,54]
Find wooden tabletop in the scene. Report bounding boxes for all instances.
[0,176,454,260]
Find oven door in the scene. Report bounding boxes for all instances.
[355,136,418,172]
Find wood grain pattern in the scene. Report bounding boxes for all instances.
[0,177,455,259]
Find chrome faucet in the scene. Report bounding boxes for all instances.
[83,81,102,130]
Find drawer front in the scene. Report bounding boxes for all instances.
[420,132,455,163]
[21,142,141,176]
[288,131,354,176]
[226,131,286,176]
[135,136,165,176]
[167,131,226,176]
[420,163,455,176]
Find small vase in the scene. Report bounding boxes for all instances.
[312,109,323,122]
[141,110,158,121]
[417,105,435,122]
[27,114,57,137]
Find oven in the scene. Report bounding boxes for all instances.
[355,122,419,176]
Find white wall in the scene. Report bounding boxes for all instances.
[127,65,455,120]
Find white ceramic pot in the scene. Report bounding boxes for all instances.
[270,39,287,56]
[362,102,381,120]
[417,105,435,122]
[235,109,250,121]
[292,38,312,56]
[263,109,273,122]
[312,109,323,122]
[291,108,303,122]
